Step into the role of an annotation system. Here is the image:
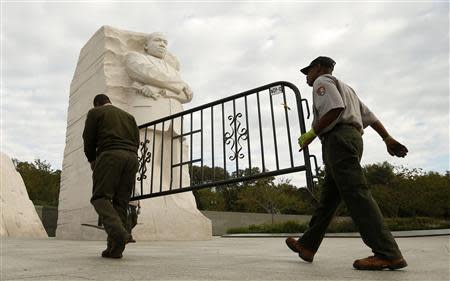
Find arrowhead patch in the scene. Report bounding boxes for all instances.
[316,86,326,96]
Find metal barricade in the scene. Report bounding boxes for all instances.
[131,81,318,201]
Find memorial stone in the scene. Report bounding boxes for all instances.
[56,26,211,240]
[0,152,47,238]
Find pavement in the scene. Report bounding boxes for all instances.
[1,236,449,281]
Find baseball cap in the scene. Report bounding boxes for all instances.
[300,56,336,75]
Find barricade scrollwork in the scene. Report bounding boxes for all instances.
[137,139,151,181]
[224,113,248,161]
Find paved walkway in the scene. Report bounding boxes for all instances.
[2,236,449,281]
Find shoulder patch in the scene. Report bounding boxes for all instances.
[316,86,326,96]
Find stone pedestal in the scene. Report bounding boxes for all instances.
[0,152,48,238]
[56,25,211,240]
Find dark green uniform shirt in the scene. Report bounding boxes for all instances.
[82,104,140,163]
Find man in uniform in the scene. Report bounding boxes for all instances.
[285,57,408,270]
[83,94,140,258]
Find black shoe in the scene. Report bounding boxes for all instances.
[101,240,112,257]
[102,240,126,259]
[103,233,131,259]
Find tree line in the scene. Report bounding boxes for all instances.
[13,158,450,219]
[13,159,61,207]
[192,162,450,219]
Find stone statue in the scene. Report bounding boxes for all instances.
[125,32,193,128]
[124,32,208,239]
[125,31,193,193]
[56,26,211,241]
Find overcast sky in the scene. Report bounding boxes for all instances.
[1,1,449,182]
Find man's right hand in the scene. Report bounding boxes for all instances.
[384,136,408,158]
[298,129,317,149]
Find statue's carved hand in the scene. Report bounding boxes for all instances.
[169,86,183,95]
[140,85,162,100]
[183,85,193,100]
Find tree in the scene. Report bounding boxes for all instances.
[191,165,229,210]
[192,162,450,219]
[14,158,61,207]
[364,162,396,186]
[237,176,315,223]
[310,162,450,219]
[192,165,329,215]
[394,170,450,218]
[366,164,450,219]
[190,165,229,185]
[193,188,226,211]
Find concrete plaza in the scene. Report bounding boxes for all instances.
[2,236,449,281]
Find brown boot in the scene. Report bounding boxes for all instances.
[353,255,408,270]
[285,237,315,262]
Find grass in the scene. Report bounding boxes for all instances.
[226,217,450,234]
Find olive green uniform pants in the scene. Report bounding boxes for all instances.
[299,125,402,259]
[91,150,139,241]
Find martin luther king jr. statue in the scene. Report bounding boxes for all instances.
[125,32,192,196]
[125,31,211,240]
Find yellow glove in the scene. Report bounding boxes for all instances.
[298,128,317,149]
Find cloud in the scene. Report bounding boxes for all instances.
[1,2,448,183]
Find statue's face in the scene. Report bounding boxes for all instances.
[145,34,168,59]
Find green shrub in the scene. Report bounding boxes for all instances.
[227,220,308,234]
[385,217,450,231]
[226,217,450,234]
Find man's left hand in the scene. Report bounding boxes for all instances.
[298,129,317,149]
[384,136,408,158]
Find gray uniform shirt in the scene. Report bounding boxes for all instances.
[312,74,378,136]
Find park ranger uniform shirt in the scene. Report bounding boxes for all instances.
[312,74,378,137]
[83,104,140,163]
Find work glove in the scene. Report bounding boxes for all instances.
[298,128,317,149]
[384,136,408,158]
